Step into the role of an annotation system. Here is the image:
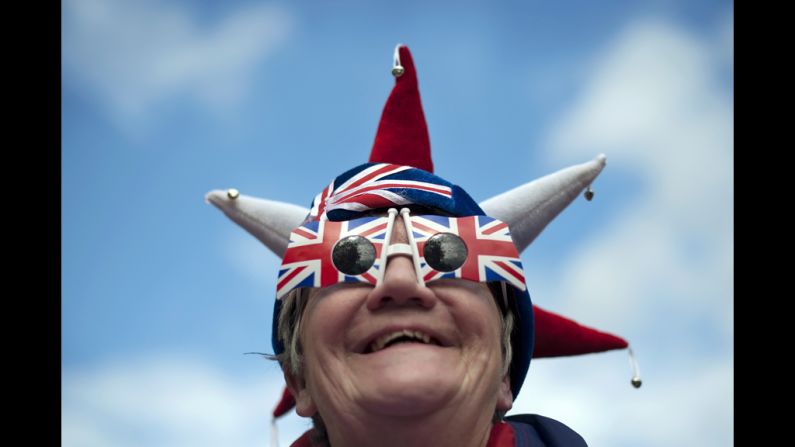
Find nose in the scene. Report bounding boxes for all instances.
[366,249,437,311]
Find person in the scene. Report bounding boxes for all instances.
[207,45,638,447]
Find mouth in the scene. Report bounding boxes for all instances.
[363,328,444,354]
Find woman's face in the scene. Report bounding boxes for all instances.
[289,220,512,419]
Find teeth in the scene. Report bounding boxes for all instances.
[368,329,432,353]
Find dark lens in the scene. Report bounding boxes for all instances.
[332,236,376,276]
[423,233,468,272]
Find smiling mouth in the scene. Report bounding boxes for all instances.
[365,329,442,354]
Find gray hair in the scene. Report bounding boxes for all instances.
[272,288,311,377]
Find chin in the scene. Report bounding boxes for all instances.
[354,364,461,416]
[359,385,458,416]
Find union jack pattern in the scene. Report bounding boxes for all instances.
[277,214,527,299]
[411,215,527,292]
[277,216,389,299]
[308,163,454,221]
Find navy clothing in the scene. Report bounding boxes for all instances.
[289,414,587,447]
[506,414,588,447]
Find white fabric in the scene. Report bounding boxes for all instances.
[205,190,308,257]
[479,154,607,253]
[206,154,607,259]
[386,243,413,257]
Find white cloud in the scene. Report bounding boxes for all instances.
[62,356,312,447]
[62,0,293,131]
[525,16,733,446]
[513,356,733,447]
[540,17,733,333]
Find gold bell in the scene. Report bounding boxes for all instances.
[391,65,405,77]
[584,186,594,201]
[227,188,240,200]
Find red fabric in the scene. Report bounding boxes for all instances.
[369,45,434,173]
[532,305,629,357]
[289,429,314,447]
[273,387,296,418]
[486,421,516,447]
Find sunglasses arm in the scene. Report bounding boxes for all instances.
[375,208,399,286]
[399,208,426,287]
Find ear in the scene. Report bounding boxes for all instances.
[283,368,318,417]
[496,374,513,412]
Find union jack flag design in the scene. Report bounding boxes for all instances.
[308,163,459,221]
[277,216,389,299]
[411,215,527,292]
[277,214,527,299]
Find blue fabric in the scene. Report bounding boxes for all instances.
[506,414,588,447]
[311,162,486,221]
[507,286,534,400]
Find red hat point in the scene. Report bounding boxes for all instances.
[532,305,629,358]
[369,45,434,173]
[272,387,296,419]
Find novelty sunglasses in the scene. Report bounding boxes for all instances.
[276,208,526,299]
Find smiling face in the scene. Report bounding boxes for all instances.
[285,220,513,422]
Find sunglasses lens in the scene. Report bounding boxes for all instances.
[423,233,468,272]
[332,236,377,276]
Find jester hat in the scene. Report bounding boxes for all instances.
[206,45,633,405]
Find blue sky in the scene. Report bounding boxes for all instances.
[62,0,733,445]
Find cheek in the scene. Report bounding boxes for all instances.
[430,282,503,344]
[302,305,347,353]
[450,294,503,344]
[445,293,507,402]
[298,291,369,411]
[451,294,505,370]
[299,289,366,362]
